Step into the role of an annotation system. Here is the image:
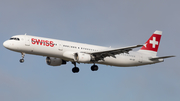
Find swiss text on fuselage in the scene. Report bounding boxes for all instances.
[31,38,54,47]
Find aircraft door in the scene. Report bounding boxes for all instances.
[25,35,30,46]
[58,41,63,51]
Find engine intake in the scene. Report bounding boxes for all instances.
[46,57,66,66]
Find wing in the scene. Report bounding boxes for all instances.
[87,45,143,61]
[149,55,175,61]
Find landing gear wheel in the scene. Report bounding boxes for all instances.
[91,65,98,71]
[20,59,24,63]
[72,67,80,73]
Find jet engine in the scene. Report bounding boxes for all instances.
[74,53,93,62]
[46,57,66,66]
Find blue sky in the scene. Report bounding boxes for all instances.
[0,0,179,101]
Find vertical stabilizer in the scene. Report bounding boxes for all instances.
[138,30,162,56]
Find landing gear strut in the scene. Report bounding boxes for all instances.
[20,52,25,63]
[72,62,79,73]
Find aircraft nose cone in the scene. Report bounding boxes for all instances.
[3,41,9,48]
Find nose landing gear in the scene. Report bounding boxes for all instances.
[20,52,25,63]
[20,59,24,63]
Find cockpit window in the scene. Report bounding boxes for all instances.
[10,37,20,41]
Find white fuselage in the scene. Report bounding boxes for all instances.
[3,35,162,67]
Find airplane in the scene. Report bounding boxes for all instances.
[3,30,175,73]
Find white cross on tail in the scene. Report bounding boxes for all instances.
[150,37,158,48]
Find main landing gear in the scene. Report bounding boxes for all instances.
[20,52,25,63]
[72,62,79,73]
[91,64,98,71]
[71,62,99,73]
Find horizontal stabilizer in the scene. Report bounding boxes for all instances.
[149,55,175,61]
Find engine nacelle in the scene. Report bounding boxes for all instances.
[74,53,92,63]
[46,57,66,66]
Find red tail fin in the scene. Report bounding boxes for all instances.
[139,30,162,56]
